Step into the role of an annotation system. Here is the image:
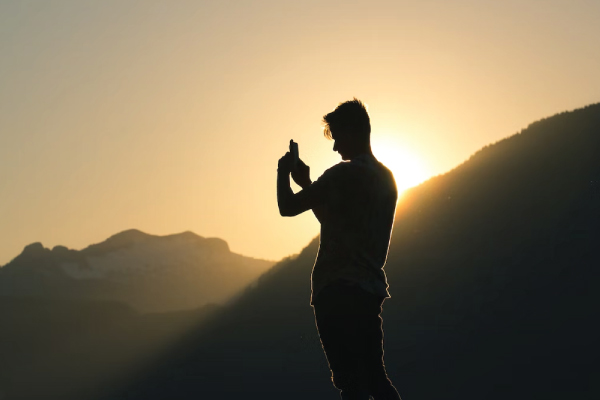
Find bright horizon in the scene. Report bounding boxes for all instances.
[1,1,600,265]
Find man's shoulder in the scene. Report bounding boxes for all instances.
[376,162,397,187]
[328,161,352,171]
[318,156,395,186]
[351,156,395,182]
[319,161,352,179]
[320,157,391,181]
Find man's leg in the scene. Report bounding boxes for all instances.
[363,298,402,400]
[313,283,401,400]
[314,283,371,400]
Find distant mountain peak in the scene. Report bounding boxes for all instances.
[162,232,229,252]
[107,229,151,242]
[20,242,51,259]
[203,237,230,252]
[52,245,70,253]
[24,242,46,252]
[173,230,203,239]
[0,229,274,312]
[81,229,153,256]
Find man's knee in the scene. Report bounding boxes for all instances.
[331,370,367,393]
[332,371,401,400]
[332,372,371,400]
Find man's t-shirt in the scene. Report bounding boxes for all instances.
[305,153,398,305]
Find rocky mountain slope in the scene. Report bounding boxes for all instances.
[0,229,274,312]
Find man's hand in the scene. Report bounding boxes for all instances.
[277,153,322,218]
[291,158,311,189]
[278,152,294,174]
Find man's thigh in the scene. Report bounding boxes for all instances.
[313,283,385,383]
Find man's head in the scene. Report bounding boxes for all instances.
[322,98,371,160]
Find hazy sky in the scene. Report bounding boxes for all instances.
[1,0,599,265]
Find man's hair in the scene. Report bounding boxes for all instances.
[322,98,371,140]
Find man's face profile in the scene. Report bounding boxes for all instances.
[331,128,365,161]
[331,129,352,161]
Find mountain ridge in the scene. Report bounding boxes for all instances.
[0,229,275,312]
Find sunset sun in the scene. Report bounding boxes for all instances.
[371,136,429,195]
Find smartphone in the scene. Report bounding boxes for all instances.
[289,140,299,171]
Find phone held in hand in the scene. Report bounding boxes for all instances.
[289,140,299,171]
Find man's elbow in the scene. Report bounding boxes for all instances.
[278,201,290,216]
[279,206,296,217]
[278,202,302,217]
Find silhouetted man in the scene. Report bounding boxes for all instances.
[278,99,401,400]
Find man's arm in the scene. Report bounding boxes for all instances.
[290,158,328,222]
[277,167,317,217]
[277,153,327,218]
[296,179,328,223]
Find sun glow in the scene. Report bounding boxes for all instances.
[371,136,430,194]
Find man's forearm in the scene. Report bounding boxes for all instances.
[277,169,294,216]
[296,179,327,223]
[278,168,326,219]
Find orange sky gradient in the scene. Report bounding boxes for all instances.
[1,0,599,265]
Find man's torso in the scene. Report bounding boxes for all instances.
[310,153,398,304]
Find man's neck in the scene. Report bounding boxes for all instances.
[348,145,374,160]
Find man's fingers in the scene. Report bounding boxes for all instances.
[279,152,294,171]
